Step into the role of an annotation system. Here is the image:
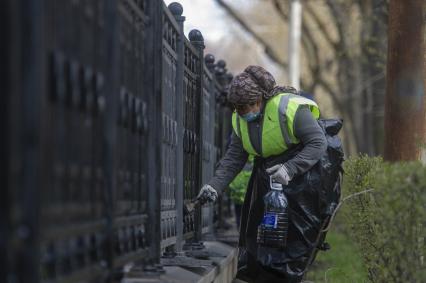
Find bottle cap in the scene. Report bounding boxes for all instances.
[269,177,283,191]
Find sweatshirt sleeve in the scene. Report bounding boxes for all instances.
[207,132,249,193]
[283,106,327,178]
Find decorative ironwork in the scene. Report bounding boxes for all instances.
[3,0,233,282]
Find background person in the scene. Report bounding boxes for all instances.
[228,156,253,228]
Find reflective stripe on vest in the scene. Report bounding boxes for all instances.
[232,93,320,158]
[232,114,259,155]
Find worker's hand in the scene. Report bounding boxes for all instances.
[266,164,291,186]
[196,184,218,204]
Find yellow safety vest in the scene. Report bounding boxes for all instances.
[231,93,320,158]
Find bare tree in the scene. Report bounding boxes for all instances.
[215,0,388,155]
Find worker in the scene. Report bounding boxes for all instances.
[196,65,327,283]
[229,156,253,227]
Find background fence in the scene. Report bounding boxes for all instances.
[2,0,234,282]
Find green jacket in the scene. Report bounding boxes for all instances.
[229,157,253,204]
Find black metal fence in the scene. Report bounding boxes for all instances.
[2,0,233,282]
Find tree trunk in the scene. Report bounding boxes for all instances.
[384,0,426,161]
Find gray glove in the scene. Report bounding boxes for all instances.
[196,184,218,204]
[265,164,291,185]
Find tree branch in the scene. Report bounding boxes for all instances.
[214,0,288,69]
[324,0,347,51]
[304,2,339,50]
[273,0,344,111]
[217,0,345,119]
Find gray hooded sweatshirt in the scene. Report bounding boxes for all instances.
[208,106,327,192]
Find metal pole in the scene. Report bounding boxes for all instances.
[288,0,302,90]
[384,0,426,161]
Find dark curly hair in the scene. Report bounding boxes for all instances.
[227,65,297,105]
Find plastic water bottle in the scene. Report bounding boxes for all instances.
[257,176,289,248]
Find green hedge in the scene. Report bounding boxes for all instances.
[343,156,426,282]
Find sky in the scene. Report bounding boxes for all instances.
[164,0,228,42]
[161,0,347,126]
[163,0,287,80]
[164,0,253,42]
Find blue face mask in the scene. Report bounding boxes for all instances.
[241,111,261,122]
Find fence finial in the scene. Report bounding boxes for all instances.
[168,2,183,16]
[189,29,205,49]
[205,54,215,71]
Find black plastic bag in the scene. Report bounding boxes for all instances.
[254,118,344,281]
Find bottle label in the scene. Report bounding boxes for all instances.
[261,212,278,229]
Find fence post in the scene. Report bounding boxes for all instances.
[145,0,163,263]
[7,0,45,281]
[204,54,216,236]
[169,2,185,253]
[103,0,121,277]
[189,29,205,243]
[0,0,9,280]
[212,60,234,226]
